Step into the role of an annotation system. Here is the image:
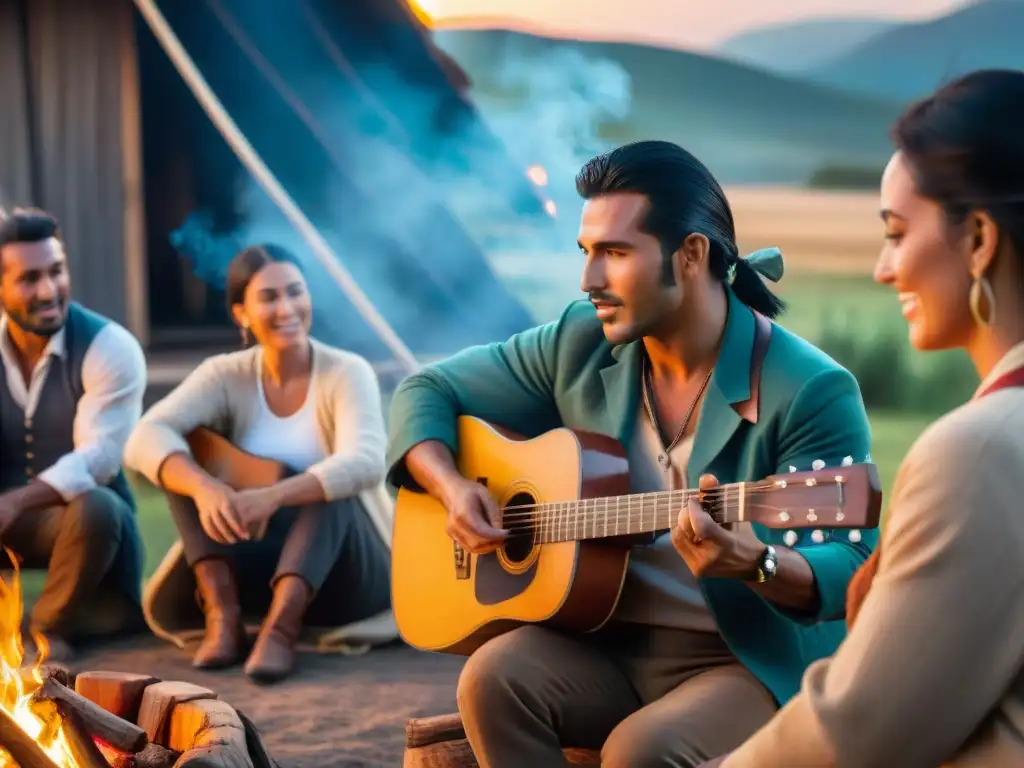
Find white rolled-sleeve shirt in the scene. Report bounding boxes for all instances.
[0,313,147,502]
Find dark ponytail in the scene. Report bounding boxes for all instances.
[722,257,785,319]
[575,140,786,319]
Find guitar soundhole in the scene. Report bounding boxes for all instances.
[501,491,536,564]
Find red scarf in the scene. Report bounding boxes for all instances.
[845,363,1024,628]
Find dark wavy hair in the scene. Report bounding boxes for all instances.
[892,69,1024,258]
[575,140,785,319]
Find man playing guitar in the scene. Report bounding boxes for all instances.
[386,140,877,767]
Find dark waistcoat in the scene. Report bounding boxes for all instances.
[0,302,135,510]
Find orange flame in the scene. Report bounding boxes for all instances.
[0,556,77,767]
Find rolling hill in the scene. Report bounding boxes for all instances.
[433,28,901,186]
[715,17,898,76]
[805,0,1024,102]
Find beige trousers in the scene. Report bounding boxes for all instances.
[457,623,778,768]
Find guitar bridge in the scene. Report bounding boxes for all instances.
[453,541,471,580]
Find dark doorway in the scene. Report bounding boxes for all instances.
[135,11,240,349]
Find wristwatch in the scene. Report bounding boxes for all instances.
[750,545,779,583]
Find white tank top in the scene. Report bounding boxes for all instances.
[236,371,327,473]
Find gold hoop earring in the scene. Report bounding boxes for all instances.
[969,275,997,326]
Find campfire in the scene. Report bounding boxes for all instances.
[0,562,276,768]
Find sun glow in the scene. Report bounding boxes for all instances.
[406,0,436,26]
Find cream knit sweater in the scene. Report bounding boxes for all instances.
[124,338,393,547]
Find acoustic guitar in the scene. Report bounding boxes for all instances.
[392,415,882,655]
[185,427,287,540]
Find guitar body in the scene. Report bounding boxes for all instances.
[392,416,635,655]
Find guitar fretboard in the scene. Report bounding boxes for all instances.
[511,485,749,544]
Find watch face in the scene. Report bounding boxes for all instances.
[758,547,778,582]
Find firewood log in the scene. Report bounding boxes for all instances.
[58,707,111,768]
[31,676,148,752]
[0,705,61,768]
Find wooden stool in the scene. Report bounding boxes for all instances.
[403,713,601,767]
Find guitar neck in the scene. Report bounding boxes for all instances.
[524,484,748,544]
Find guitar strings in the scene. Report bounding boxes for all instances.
[500,503,845,540]
[494,481,789,522]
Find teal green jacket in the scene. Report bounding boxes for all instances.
[386,289,878,705]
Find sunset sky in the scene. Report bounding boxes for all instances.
[415,0,968,50]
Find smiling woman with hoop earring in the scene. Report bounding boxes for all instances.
[710,69,1024,768]
[125,244,393,684]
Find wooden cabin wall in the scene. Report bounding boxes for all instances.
[0,0,147,342]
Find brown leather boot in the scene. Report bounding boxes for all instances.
[244,576,311,685]
[192,558,247,669]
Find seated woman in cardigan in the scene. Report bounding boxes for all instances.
[124,243,393,684]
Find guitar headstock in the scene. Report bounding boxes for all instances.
[720,457,882,542]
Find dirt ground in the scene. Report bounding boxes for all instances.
[71,635,465,767]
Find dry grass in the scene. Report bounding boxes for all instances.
[725,186,882,275]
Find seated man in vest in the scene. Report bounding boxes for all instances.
[0,208,147,660]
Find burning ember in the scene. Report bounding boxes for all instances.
[0,559,77,767]
[525,164,548,187]
[525,165,558,218]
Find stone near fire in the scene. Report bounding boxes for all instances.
[75,670,161,722]
[169,699,252,768]
[175,744,253,768]
[107,743,181,768]
[138,680,217,745]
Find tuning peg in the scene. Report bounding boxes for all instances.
[864,453,872,462]
[841,455,853,466]
[784,530,798,547]
[848,530,862,543]
[789,465,797,473]
[811,459,825,471]
[811,530,825,543]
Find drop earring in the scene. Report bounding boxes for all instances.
[969,274,996,326]
[240,324,251,346]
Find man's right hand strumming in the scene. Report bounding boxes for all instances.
[405,440,508,554]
